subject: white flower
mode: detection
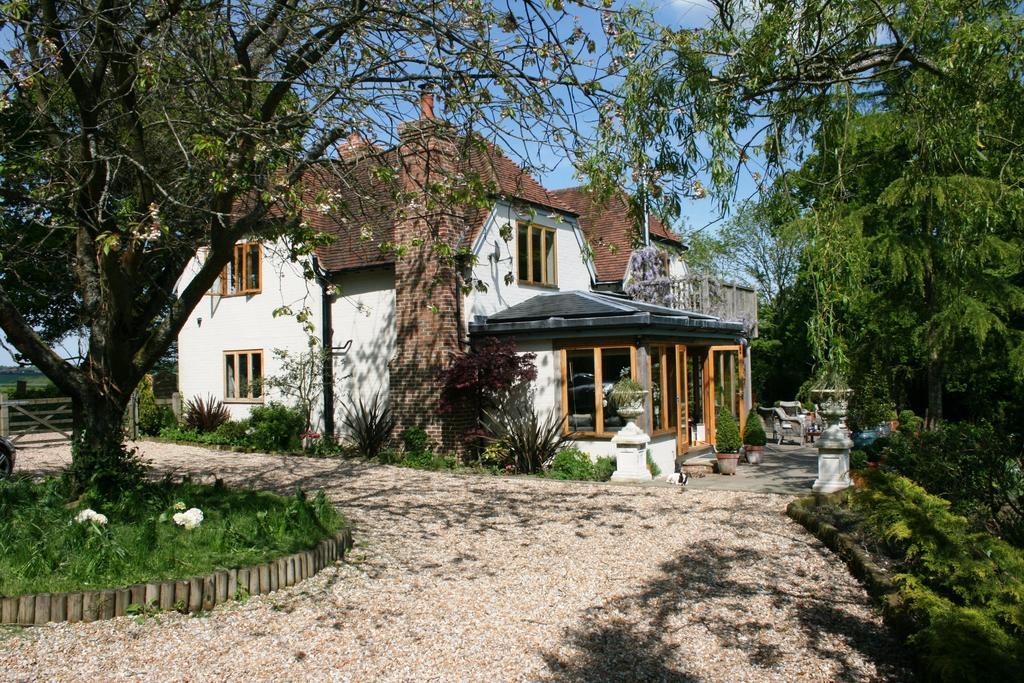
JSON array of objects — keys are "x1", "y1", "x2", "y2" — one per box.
[
  {"x1": 173, "y1": 507, "x2": 204, "y2": 530},
  {"x1": 174, "y1": 501, "x2": 186, "y2": 511},
  {"x1": 75, "y1": 509, "x2": 108, "y2": 526}
]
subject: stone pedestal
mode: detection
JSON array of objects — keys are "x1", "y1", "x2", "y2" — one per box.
[
  {"x1": 611, "y1": 422, "x2": 652, "y2": 483},
  {"x1": 813, "y1": 424, "x2": 853, "y2": 494}
]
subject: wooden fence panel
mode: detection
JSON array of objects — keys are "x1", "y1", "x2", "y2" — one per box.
[{"x1": 0, "y1": 394, "x2": 73, "y2": 445}]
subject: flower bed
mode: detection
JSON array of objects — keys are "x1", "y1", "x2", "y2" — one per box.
[{"x1": 0, "y1": 476, "x2": 349, "y2": 625}]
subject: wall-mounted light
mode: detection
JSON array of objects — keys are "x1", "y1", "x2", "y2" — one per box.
[{"x1": 197, "y1": 317, "x2": 203, "y2": 327}]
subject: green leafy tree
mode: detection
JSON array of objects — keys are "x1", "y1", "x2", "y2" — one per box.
[
  {"x1": 596, "y1": 0, "x2": 1024, "y2": 398},
  {"x1": 794, "y1": 108, "x2": 1024, "y2": 423},
  {"x1": 0, "y1": 0, "x2": 624, "y2": 491}
]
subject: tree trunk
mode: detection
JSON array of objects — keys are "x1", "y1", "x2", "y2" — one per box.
[
  {"x1": 926, "y1": 352, "x2": 943, "y2": 429},
  {"x1": 68, "y1": 388, "x2": 139, "y2": 494}
]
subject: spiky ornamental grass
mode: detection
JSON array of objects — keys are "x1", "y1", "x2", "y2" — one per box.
[{"x1": 0, "y1": 476, "x2": 344, "y2": 595}]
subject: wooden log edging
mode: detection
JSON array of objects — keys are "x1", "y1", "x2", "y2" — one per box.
[
  {"x1": 0, "y1": 528, "x2": 352, "y2": 627},
  {"x1": 785, "y1": 496, "x2": 914, "y2": 638}
]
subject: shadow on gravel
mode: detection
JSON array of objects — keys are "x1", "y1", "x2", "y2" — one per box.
[{"x1": 542, "y1": 541, "x2": 911, "y2": 682}]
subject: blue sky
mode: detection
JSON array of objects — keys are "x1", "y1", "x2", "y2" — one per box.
[{"x1": 1, "y1": 0, "x2": 745, "y2": 368}]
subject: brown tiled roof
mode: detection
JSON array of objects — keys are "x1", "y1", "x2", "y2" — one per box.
[
  {"x1": 465, "y1": 142, "x2": 574, "y2": 217},
  {"x1": 308, "y1": 138, "x2": 573, "y2": 272},
  {"x1": 549, "y1": 187, "x2": 682, "y2": 282},
  {"x1": 305, "y1": 151, "x2": 401, "y2": 272}
]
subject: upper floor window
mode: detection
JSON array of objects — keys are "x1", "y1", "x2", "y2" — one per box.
[
  {"x1": 215, "y1": 242, "x2": 261, "y2": 296},
  {"x1": 517, "y1": 223, "x2": 556, "y2": 286}
]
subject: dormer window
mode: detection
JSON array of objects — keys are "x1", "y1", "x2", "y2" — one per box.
[
  {"x1": 517, "y1": 223, "x2": 557, "y2": 286},
  {"x1": 215, "y1": 242, "x2": 261, "y2": 296}
]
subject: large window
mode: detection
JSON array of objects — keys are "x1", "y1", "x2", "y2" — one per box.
[
  {"x1": 215, "y1": 242, "x2": 261, "y2": 296},
  {"x1": 649, "y1": 345, "x2": 679, "y2": 434},
  {"x1": 517, "y1": 223, "x2": 556, "y2": 286},
  {"x1": 561, "y1": 344, "x2": 635, "y2": 435},
  {"x1": 224, "y1": 350, "x2": 263, "y2": 402}
]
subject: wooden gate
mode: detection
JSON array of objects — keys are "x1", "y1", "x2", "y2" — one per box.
[{"x1": 0, "y1": 393, "x2": 74, "y2": 446}]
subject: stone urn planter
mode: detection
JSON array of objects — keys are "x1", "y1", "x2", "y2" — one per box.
[
  {"x1": 608, "y1": 379, "x2": 652, "y2": 482},
  {"x1": 744, "y1": 445, "x2": 764, "y2": 465},
  {"x1": 811, "y1": 384, "x2": 854, "y2": 494}
]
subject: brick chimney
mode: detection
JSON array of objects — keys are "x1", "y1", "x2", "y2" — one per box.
[
  {"x1": 388, "y1": 86, "x2": 470, "y2": 453},
  {"x1": 336, "y1": 131, "x2": 375, "y2": 160}
]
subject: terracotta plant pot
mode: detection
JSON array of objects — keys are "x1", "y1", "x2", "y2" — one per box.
[
  {"x1": 745, "y1": 445, "x2": 764, "y2": 465},
  {"x1": 716, "y1": 452, "x2": 739, "y2": 475}
]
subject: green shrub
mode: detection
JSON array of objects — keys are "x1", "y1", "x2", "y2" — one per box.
[
  {"x1": 883, "y1": 422, "x2": 1023, "y2": 545},
  {"x1": 401, "y1": 451, "x2": 456, "y2": 471},
  {"x1": 898, "y1": 409, "x2": 923, "y2": 435},
  {"x1": 715, "y1": 410, "x2": 742, "y2": 453},
  {"x1": 549, "y1": 447, "x2": 595, "y2": 480},
  {"x1": 306, "y1": 437, "x2": 342, "y2": 458},
  {"x1": 646, "y1": 450, "x2": 661, "y2": 477},
  {"x1": 248, "y1": 403, "x2": 305, "y2": 452},
  {"x1": 854, "y1": 472, "x2": 1024, "y2": 680},
  {"x1": 0, "y1": 476, "x2": 344, "y2": 595},
  {"x1": 863, "y1": 435, "x2": 890, "y2": 463},
  {"x1": 159, "y1": 423, "x2": 249, "y2": 448},
  {"x1": 850, "y1": 449, "x2": 868, "y2": 470},
  {"x1": 481, "y1": 441, "x2": 513, "y2": 471},
  {"x1": 212, "y1": 420, "x2": 251, "y2": 446},
  {"x1": 160, "y1": 426, "x2": 209, "y2": 444},
  {"x1": 136, "y1": 376, "x2": 163, "y2": 436},
  {"x1": 743, "y1": 412, "x2": 768, "y2": 446},
  {"x1": 594, "y1": 456, "x2": 616, "y2": 482},
  {"x1": 400, "y1": 425, "x2": 431, "y2": 455}
]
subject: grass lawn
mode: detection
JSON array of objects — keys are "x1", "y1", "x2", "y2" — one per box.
[{"x1": 0, "y1": 476, "x2": 344, "y2": 595}]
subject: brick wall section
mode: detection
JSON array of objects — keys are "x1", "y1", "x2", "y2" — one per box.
[{"x1": 389, "y1": 119, "x2": 472, "y2": 453}]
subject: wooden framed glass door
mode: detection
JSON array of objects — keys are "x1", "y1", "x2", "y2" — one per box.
[
  {"x1": 705, "y1": 345, "x2": 746, "y2": 443},
  {"x1": 675, "y1": 345, "x2": 689, "y2": 455}
]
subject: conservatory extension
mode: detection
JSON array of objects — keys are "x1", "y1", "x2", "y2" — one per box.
[{"x1": 469, "y1": 289, "x2": 756, "y2": 475}]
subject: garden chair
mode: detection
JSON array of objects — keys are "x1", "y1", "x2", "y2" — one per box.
[{"x1": 768, "y1": 406, "x2": 805, "y2": 445}]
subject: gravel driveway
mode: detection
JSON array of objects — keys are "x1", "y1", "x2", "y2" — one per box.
[{"x1": 2, "y1": 443, "x2": 909, "y2": 682}]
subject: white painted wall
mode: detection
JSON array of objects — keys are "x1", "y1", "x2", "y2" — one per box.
[
  {"x1": 465, "y1": 201, "x2": 595, "y2": 321},
  {"x1": 667, "y1": 248, "x2": 689, "y2": 279},
  {"x1": 518, "y1": 339, "x2": 558, "y2": 418},
  {"x1": 177, "y1": 241, "x2": 322, "y2": 421},
  {"x1": 330, "y1": 269, "x2": 396, "y2": 434}
]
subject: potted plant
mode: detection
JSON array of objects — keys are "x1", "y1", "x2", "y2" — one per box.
[
  {"x1": 608, "y1": 377, "x2": 646, "y2": 422},
  {"x1": 743, "y1": 413, "x2": 767, "y2": 465},
  {"x1": 715, "y1": 409, "x2": 742, "y2": 475}
]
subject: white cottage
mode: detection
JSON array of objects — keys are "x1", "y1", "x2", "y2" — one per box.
[{"x1": 177, "y1": 94, "x2": 757, "y2": 475}]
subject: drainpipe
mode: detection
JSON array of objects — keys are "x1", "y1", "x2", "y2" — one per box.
[
  {"x1": 312, "y1": 256, "x2": 335, "y2": 438},
  {"x1": 454, "y1": 253, "x2": 470, "y2": 352},
  {"x1": 642, "y1": 188, "x2": 651, "y2": 248}
]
